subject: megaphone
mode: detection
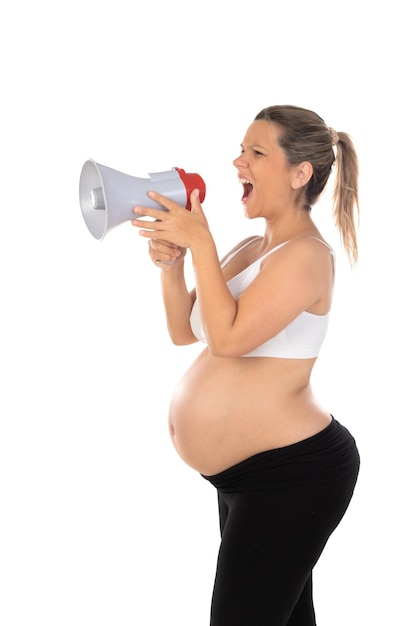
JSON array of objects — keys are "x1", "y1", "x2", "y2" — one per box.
[{"x1": 79, "y1": 159, "x2": 206, "y2": 240}]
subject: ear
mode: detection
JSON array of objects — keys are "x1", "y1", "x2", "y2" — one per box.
[{"x1": 291, "y1": 161, "x2": 313, "y2": 190}]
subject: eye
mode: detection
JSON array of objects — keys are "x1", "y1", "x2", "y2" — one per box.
[{"x1": 253, "y1": 149, "x2": 264, "y2": 156}]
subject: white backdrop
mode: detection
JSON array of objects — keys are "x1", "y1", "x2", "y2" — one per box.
[{"x1": 1, "y1": 1, "x2": 414, "y2": 624}]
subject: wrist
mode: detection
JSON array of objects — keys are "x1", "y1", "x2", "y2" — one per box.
[{"x1": 190, "y1": 234, "x2": 217, "y2": 265}]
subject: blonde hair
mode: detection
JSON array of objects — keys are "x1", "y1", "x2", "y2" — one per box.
[{"x1": 255, "y1": 105, "x2": 360, "y2": 265}]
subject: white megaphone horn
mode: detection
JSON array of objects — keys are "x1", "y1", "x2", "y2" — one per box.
[{"x1": 79, "y1": 159, "x2": 206, "y2": 240}]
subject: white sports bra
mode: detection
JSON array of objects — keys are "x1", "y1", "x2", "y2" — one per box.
[{"x1": 189, "y1": 237, "x2": 334, "y2": 359}]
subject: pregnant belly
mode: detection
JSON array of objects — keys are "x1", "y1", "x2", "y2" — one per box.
[{"x1": 168, "y1": 349, "x2": 328, "y2": 475}]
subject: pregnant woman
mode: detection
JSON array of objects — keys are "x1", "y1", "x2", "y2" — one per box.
[{"x1": 132, "y1": 104, "x2": 360, "y2": 626}]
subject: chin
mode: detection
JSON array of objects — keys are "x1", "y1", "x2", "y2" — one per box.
[{"x1": 243, "y1": 204, "x2": 259, "y2": 220}]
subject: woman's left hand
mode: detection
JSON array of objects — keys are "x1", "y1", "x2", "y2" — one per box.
[{"x1": 132, "y1": 188, "x2": 209, "y2": 250}]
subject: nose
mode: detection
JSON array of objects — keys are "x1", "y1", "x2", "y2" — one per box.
[{"x1": 233, "y1": 153, "x2": 247, "y2": 169}]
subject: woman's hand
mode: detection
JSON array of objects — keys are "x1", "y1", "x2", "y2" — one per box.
[
  {"x1": 147, "y1": 238, "x2": 186, "y2": 270},
  {"x1": 131, "y1": 188, "x2": 210, "y2": 252}
]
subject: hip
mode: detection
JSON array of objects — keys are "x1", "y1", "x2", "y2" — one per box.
[{"x1": 202, "y1": 417, "x2": 360, "y2": 493}]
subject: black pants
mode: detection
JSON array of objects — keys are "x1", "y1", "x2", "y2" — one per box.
[{"x1": 202, "y1": 418, "x2": 360, "y2": 626}]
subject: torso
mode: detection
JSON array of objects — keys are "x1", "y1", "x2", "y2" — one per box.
[{"x1": 168, "y1": 236, "x2": 333, "y2": 476}]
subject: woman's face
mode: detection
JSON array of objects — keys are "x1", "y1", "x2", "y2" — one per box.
[{"x1": 233, "y1": 120, "x2": 299, "y2": 219}]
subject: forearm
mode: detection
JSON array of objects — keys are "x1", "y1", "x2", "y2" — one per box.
[
  {"x1": 132, "y1": 190, "x2": 237, "y2": 349},
  {"x1": 191, "y1": 239, "x2": 238, "y2": 355},
  {"x1": 160, "y1": 261, "x2": 197, "y2": 345}
]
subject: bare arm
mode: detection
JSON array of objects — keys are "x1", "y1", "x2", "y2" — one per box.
[
  {"x1": 133, "y1": 234, "x2": 198, "y2": 345},
  {"x1": 133, "y1": 191, "x2": 332, "y2": 357},
  {"x1": 132, "y1": 191, "x2": 239, "y2": 352},
  {"x1": 191, "y1": 237, "x2": 333, "y2": 356},
  {"x1": 159, "y1": 258, "x2": 197, "y2": 345}
]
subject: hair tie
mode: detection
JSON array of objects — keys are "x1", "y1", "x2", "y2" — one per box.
[{"x1": 329, "y1": 127, "x2": 339, "y2": 146}]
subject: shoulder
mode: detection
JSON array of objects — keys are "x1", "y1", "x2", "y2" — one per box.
[
  {"x1": 265, "y1": 236, "x2": 332, "y2": 263},
  {"x1": 260, "y1": 236, "x2": 334, "y2": 282}
]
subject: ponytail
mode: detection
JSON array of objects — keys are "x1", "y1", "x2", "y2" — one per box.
[{"x1": 332, "y1": 132, "x2": 360, "y2": 266}]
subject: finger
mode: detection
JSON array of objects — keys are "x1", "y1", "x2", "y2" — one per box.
[
  {"x1": 132, "y1": 205, "x2": 168, "y2": 220},
  {"x1": 149, "y1": 241, "x2": 180, "y2": 261},
  {"x1": 147, "y1": 191, "x2": 186, "y2": 212},
  {"x1": 153, "y1": 258, "x2": 179, "y2": 271},
  {"x1": 154, "y1": 257, "x2": 175, "y2": 266},
  {"x1": 189, "y1": 188, "x2": 202, "y2": 213},
  {"x1": 151, "y1": 241, "x2": 180, "y2": 266},
  {"x1": 150, "y1": 239, "x2": 180, "y2": 255},
  {"x1": 138, "y1": 227, "x2": 166, "y2": 241},
  {"x1": 131, "y1": 217, "x2": 164, "y2": 233}
]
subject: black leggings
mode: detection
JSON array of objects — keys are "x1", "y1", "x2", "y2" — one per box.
[{"x1": 202, "y1": 418, "x2": 360, "y2": 626}]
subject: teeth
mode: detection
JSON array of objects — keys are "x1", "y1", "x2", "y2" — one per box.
[{"x1": 239, "y1": 177, "x2": 251, "y2": 184}]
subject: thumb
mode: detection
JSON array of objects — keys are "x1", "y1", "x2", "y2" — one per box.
[{"x1": 189, "y1": 188, "x2": 203, "y2": 213}]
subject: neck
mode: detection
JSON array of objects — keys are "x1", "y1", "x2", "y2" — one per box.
[{"x1": 261, "y1": 210, "x2": 319, "y2": 251}]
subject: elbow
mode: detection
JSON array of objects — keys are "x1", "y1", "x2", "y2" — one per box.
[
  {"x1": 208, "y1": 340, "x2": 243, "y2": 358},
  {"x1": 169, "y1": 329, "x2": 198, "y2": 347},
  {"x1": 171, "y1": 337, "x2": 197, "y2": 347}
]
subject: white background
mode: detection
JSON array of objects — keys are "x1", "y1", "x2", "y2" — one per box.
[{"x1": 1, "y1": 1, "x2": 414, "y2": 624}]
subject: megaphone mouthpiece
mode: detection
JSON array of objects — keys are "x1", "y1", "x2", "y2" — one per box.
[
  {"x1": 79, "y1": 159, "x2": 206, "y2": 240},
  {"x1": 175, "y1": 168, "x2": 206, "y2": 210}
]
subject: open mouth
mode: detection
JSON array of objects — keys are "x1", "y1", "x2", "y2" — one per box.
[{"x1": 240, "y1": 177, "x2": 253, "y2": 200}]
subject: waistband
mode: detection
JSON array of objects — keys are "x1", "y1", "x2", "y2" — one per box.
[{"x1": 201, "y1": 418, "x2": 360, "y2": 493}]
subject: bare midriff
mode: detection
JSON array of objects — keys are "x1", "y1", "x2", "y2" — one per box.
[{"x1": 168, "y1": 347, "x2": 332, "y2": 476}]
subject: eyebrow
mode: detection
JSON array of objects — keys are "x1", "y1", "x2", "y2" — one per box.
[{"x1": 241, "y1": 143, "x2": 267, "y2": 150}]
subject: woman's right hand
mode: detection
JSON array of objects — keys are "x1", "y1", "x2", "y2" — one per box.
[{"x1": 148, "y1": 239, "x2": 186, "y2": 270}]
